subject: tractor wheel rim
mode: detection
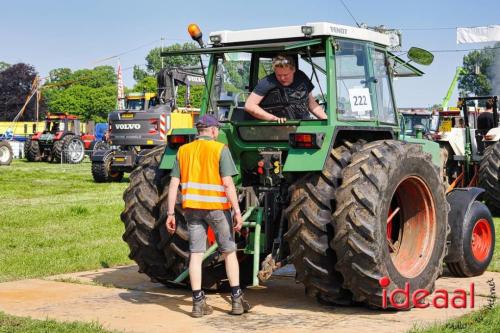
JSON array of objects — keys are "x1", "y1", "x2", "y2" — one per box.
[
  {"x1": 68, "y1": 140, "x2": 84, "y2": 162},
  {"x1": 0, "y1": 146, "x2": 9, "y2": 163},
  {"x1": 387, "y1": 176, "x2": 436, "y2": 278},
  {"x1": 471, "y1": 219, "x2": 492, "y2": 262}
]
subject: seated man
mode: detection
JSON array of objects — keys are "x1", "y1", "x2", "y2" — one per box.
[{"x1": 244, "y1": 54, "x2": 327, "y2": 123}]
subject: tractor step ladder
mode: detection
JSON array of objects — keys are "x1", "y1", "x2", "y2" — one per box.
[{"x1": 173, "y1": 206, "x2": 263, "y2": 287}]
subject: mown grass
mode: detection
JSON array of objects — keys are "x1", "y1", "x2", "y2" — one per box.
[
  {"x1": 490, "y1": 217, "x2": 500, "y2": 272},
  {"x1": 408, "y1": 305, "x2": 500, "y2": 333},
  {"x1": 0, "y1": 160, "x2": 132, "y2": 282},
  {"x1": 0, "y1": 311, "x2": 119, "y2": 333}
]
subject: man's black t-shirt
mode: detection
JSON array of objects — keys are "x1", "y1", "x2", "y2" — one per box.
[
  {"x1": 253, "y1": 70, "x2": 314, "y2": 119},
  {"x1": 477, "y1": 111, "x2": 494, "y2": 134}
]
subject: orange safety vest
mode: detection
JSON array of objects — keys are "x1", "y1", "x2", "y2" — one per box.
[{"x1": 178, "y1": 139, "x2": 231, "y2": 210}]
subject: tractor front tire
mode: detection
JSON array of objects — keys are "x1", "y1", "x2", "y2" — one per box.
[
  {"x1": 446, "y1": 201, "x2": 495, "y2": 277},
  {"x1": 332, "y1": 140, "x2": 448, "y2": 308},
  {"x1": 25, "y1": 139, "x2": 41, "y2": 162},
  {"x1": 286, "y1": 140, "x2": 364, "y2": 305},
  {"x1": 0, "y1": 141, "x2": 13, "y2": 166},
  {"x1": 479, "y1": 141, "x2": 500, "y2": 215}
]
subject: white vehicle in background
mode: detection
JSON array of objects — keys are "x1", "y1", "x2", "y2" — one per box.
[
  {"x1": 432, "y1": 96, "x2": 500, "y2": 214},
  {"x1": 0, "y1": 140, "x2": 13, "y2": 166}
]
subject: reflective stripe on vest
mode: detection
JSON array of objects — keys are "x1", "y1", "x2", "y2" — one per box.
[{"x1": 178, "y1": 140, "x2": 231, "y2": 210}]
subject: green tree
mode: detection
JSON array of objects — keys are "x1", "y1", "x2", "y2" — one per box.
[
  {"x1": 132, "y1": 76, "x2": 157, "y2": 93},
  {"x1": 458, "y1": 42, "x2": 500, "y2": 96},
  {"x1": 133, "y1": 65, "x2": 148, "y2": 82},
  {"x1": 177, "y1": 85, "x2": 204, "y2": 108},
  {"x1": 48, "y1": 68, "x2": 72, "y2": 86},
  {"x1": 0, "y1": 61, "x2": 10, "y2": 72},
  {"x1": 133, "y1": 43, "x2": 199, "y2": 81},
  {"x1": 43, "y1": 66, "x2": 117, "y2": 121}
]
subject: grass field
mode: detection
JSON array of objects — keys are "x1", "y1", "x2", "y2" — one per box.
[
  {"x1": 0, "y1": 160, "x2": 132, "y2": 282},
  {"x1": 0, "y1": 311, "x2": 118, "y2": 333}
]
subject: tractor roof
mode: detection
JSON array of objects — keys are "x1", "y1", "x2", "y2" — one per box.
[{"x1": 209, "y1": 22, "x2": 400, "y2": 47}]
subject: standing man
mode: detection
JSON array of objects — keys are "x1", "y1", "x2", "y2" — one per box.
[
  {"x1": 245, "y1": 54, "x2": 327, "y2": 123},
  {"x1": 166, "y1": 114, "x2": 250, "y2": 318}
]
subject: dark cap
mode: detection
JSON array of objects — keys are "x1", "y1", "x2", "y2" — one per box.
[{"x1": 195, "y1": 114, "x2": 220, "y2": 128}]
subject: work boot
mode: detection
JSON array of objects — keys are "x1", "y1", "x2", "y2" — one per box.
[
  {"x1": 191, "y1": 296, "x2": 213, "y2": 318},
  {"x1": 230, "y1": 293, "x2": 250, "y2": 315}
]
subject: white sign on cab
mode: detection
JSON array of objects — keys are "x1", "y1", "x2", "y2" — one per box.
[{"x1": 348, "y1": 88, "x2": 372, "y2": 118}]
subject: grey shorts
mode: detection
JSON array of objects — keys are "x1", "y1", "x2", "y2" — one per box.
[{"x1": 185, "y1": 209, "x2": 237, "y2": 253}]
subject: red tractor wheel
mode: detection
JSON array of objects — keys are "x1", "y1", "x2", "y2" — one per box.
[{"x1": 446, "y1": 201, "x2": 495, "y2": 277}]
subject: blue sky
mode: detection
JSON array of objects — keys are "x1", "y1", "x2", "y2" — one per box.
[{"x1": 1, "y1": 0, "x2": 498, "y2": 107}]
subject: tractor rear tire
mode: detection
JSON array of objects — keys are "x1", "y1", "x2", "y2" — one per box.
[
  {"x1": 479, "y1": 141, "x2": 500, "y2": 215},
  {"x1": 286, "y1": 140, "x2": 365, "y2": 305},
  {"x1": 25, "y1": 139, "x2": 41, "y2": 162},
  {"x1": 0, "y1": 141, "x2": 13, "y2": 166},
  {"x1": 121, "y1": 145, "x2": 251, "y2": 289},
  {"x1": 92, "y1": 153, "x2": 124, "y2": 183},
  {"x1": 446, "y1": 201, "x2": 495, "y2": 277},
  {"x1": 332, "y1": 140, "x2": 448, "y2": 308}
]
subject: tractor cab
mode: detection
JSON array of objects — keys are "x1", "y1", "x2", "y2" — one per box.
[
  {"x1": 41, "y1": 113, "x2": 81, "y2": 138},
  {"x1": 399, "y1": 109, "x2": 433, "y2": 138},
  {"x1": 161, "y1": 22, "x2": 428, "y2": 185}
]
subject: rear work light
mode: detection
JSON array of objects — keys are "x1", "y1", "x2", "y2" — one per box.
[
  {"x1": 289, "y1": 133, "x2": 325, "y2": 149},
  {"x1": 167, "y1": 134, "x2": 195, "y2": 149}
]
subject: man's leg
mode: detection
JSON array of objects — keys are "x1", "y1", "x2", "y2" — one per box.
[
  {"x1": 186, "y1": 209, "x2": 213, "y2": 318},
  {"x1": 223, "y1": 251, "x2": 240, "y2": 287},
  {"x1": 189, "y1": 252, "x2": 204, "y2": 291},
  {"x1": 208, "y1": 210, "x2": 250, "y2": 315}
]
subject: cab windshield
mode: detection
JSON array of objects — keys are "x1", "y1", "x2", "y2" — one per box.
[
  {"x1": 208, "y1": 48, "x2": 327, "y2": 122},
  {"x1": 126, "y1": 99, "x2": 145, "y2": 110}
]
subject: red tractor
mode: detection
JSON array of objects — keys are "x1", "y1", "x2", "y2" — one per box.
[{"x1": 24, "y1": 113, "x2": 86, "y2": 164}]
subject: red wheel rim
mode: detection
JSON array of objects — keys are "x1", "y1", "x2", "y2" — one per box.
[
  {"x1": 471, "y1": 219, "x2": 492, "y2": 262},
  {"x1": 387, "y1": 176, "x2": 436, "y2": 278}
]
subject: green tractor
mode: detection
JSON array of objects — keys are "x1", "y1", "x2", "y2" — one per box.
[{"x1": 121, "y1": 23, "x2": 494, "y2": 308}]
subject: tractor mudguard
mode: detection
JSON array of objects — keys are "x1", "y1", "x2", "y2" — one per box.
[
  {"x1": 446, "y1": 187, "x2": 485, "y2": 262},
  {"x1": 91, "y1": 148, "x2": 113, "y2": 162}
]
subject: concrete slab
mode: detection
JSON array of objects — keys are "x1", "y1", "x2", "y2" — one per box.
[{"x1": 0, "y1": 265, "x2": 497, "y2": 333}]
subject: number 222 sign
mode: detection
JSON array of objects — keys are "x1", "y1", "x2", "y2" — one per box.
[{"x1": 348, "y1": 88, "x2": 372, "y2": 113}]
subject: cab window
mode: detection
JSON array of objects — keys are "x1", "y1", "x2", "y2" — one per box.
[{"x1": 336, "y1": 40, "x2": 374, "y2": 121}]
